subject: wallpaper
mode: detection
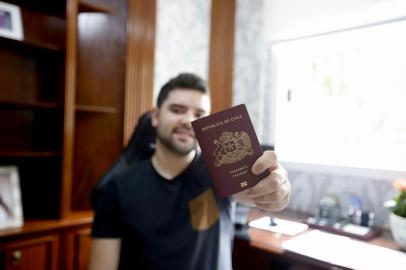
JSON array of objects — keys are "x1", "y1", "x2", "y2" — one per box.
[
  {"x1": 153, "y1": 0, "x2": 211, "y2": 104},
  {"x1": 233, "y1": 0, "x2": 268, "y2": 141},
  {"x1": 286, "y1": 169, "x2": 395, "y2": 226}
]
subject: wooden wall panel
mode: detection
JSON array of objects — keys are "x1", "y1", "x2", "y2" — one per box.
[
  {"x1": 208, "y1": 0, "x2": 236, "y2": 113},
  {"x1": 64, "y1": 227, "x2": 92, "y2": 270},
  {"x1": 72, "y1": 112, "x2": 121, "y2": 210},
  {"x1": 123, "y1": 0, "x2": 156, "y2": 145},
  {"x1": 75, "y1": 3, "x2": 126, "y2": 109}
]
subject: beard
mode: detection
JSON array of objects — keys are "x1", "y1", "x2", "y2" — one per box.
[{"x1": 156, "y1": 125, "x2": 197, "y2": 156}]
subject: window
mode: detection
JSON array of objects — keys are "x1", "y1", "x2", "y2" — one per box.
[{"x1": 273, "y1": 20, "x2": 406, "y2": 173}]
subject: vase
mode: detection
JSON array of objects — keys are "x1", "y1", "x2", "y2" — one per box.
[{"x1": 389, "y1": 212, "x2": 406, "y2": 250}]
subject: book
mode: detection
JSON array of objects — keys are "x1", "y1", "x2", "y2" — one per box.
[{"x1": 191, "y1": 104, "x2": 268, "y2": 197}]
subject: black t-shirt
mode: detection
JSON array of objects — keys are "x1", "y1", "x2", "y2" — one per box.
[{"x1": 92, "y1": 155, "x2": 236, "y2": 270}]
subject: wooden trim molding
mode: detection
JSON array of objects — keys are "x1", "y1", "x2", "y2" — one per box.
[
  {"x1": 61, "y1": 0, "x2": 79, "y2": 218},
  {"x1": 124, "y1": 0, "x2": 156, "y2": 145},
  {"x1": 208, "y1": 0, "x2": 236, "y2": 113},
  {"x1": 65, "y1": 227, "x2": 92, "y2": 270}
]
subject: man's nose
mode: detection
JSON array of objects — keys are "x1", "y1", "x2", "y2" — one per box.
[{"x1": 180, "y1": 112, "x2": 196, "y2": 124}]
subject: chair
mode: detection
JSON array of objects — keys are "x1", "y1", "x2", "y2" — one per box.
[{"x1": 91, "y1": 111, "x2": 156, "y2": 208}]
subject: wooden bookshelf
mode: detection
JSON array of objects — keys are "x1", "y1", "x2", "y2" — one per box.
[
  {"x1": 0, "y1": 0, "x2": 154, "y2": 269},
  {"x1": 0, "y1": 151, "x2": 59, "y2": 158},
  {"x1": 6, "y1": 0, "x2": 66, "y2": 18},
  {"x1": 0, "y1": 36, "x2": 63, "y2": 52},
  {"x1": 0, "y1": 99, "x2": 62, "y2": 110},
  {"x1": 75, "y1": 104, "x2": 118, "y2": 113},
  {"x1": 79, "y1": 0, "x2": 111, "y2": 13}
]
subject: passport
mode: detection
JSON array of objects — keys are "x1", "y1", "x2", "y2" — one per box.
[{"x1": 191, "y1": 104, "x2": 269, "y2": 198}]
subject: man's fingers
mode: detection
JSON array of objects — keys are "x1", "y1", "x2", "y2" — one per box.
[
  {"x1": 251, "y1": 150, "x2": 278, "y2": 175},
  {"x1": 249, "y1": 182, "x2": 290, "y2": 204},
  {"x1": 247, "y1": 168, "x2": 286, "y2": 197},
  {"x1": 254, "y1": 192, "x2": 289, "y2": 212},
  {"x1": 245, "y1": 163, "x2": 290, "y2": 212}
]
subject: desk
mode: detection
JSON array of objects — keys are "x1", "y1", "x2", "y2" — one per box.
[{"x1": 232, "y1": 209, "x2": 405, "y2": 270}]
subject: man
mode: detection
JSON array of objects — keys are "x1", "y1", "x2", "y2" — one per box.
[{"x1": 89, "y1": 73, "x2": 290, "y2": 270}]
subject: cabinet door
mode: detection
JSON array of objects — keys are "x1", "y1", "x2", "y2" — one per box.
[
  {"x1": 4, "y1": 235, "x2": 59, "y2": 270},
  {"x1": 233, "y1": 237, "x2": 273, "y2": 270},
  {"x1": 65, "y1": 227, "x2": 92, "y2": 270}
]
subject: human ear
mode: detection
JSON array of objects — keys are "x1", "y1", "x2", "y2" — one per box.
[{"x1": 151, "y1": 108, "x2": 159, "y2": 128}]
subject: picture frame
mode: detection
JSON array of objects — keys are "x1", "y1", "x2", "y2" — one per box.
[
  {"x1": 0, "y1": 166, "x2": 23, "y2": 230},
  {"x1": 0, "y1": 1, "x2": 23, "y2": 41}
]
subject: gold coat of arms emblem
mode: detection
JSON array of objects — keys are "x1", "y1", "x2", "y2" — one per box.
[{"x1": 213, "y1": 131, "x2": 255, "y2": 167}]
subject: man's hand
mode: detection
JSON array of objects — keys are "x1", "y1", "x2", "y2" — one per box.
[{"x1": 233, "y1": 151, "x2": 290, "y2": 211}]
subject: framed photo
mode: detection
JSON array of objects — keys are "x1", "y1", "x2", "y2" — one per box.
[
  {"x1": 0, "y1": 1, "x2": 23, "y2": 41},
  {"x1": 0, "y1": 166, "x2": 23, "y2": 230}
]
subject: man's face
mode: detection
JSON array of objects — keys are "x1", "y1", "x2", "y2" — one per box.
[{"x1": 152, "y1": 88, "x2": 211, "y2": 156}]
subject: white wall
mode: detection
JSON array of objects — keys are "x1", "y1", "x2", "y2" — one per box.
[
  {"x1": 153, "y1": 0, "x2": 211, "y2": 104},
  {"x1": 265, "y1": 0, "x2": 406, "y2": 42},
  {"x1": 233, "y1": 0, "x2": 270, "y2": 142}
]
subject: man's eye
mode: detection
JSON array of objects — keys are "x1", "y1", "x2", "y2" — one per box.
[
  {"x1": 195, "y1": 113, "x2": 204, "y2": 118},
  {"x1": 171, "y1": 107, "x2": 183, "y2": 114}
]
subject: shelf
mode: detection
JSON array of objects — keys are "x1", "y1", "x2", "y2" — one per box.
[
  {"x1": 79, "y1": 0, "x2": 112, "y2": 13},
  {"x1": 0, "y1": 99, "x2": 62, "y2": 110},
  {"x1": 0, "y1": 35, "x2": 64, "y2": 52},
  {"x1": 0, "y1": 151, "x2": 60, "y2": 158},
  {"x1": 75, "y1": 104, "x2": 118, "y2": 114},
  {"x1": 0, "y1": 211, "x2": 93, "y2": 238},
  {"x1": 6, "y1": 0, "x2": 66, "y2": 18}
]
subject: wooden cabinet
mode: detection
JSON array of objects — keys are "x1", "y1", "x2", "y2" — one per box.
[
  {"x1": 0, "y1": 1, "x2": 120, "y2": 216},
  {"x1": 0, "y1": 0, "x2": 157, "y2": 221},
  {"x1": 0, "y1": 0, "x2": 66, "y2": 220},
  {"x1": 232, "y1": 237, "x2": 273, "y2": 270},
  {"x1": 0, "y1": 0, "x2": 153, "y2": 269},
  {"x1": 0, "y1": 215, "x2": 93, "y2": 270},
  {"x1": 64, "y1": 227, "x2": 92, "y2": 270},
  {"x1": 233, "y1": 235, "x2": 329, "y2": 270},
  {"x1": 0, "y1": 0, "x2": 128, "y2": 219},
  {"x1": 66, "y1": 0, "x2": 128, "y2": 213},
  {"x1": 3, "y1": 235, "x2": 59, "y2": 270}
]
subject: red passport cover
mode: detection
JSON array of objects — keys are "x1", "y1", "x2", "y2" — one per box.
[{"x1": 191, "y1": 104, "x2": 268, "y2": 198}]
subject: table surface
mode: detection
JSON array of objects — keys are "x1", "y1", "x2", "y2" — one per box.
[{"x1": 235, "y1": 209, "x2": 405, "y2": 270}]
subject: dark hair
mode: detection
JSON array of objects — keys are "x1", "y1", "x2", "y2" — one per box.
[{"x1": 157, "y1": 73, "x2": 209, "y2": 108}]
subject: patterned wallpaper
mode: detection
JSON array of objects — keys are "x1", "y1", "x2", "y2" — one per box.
[
  {"x1": 154, "y1": 0, "x2": 396, "y2": 227},
  {"x1": 286, "y1": 169, "x2": 395, "y2": 226},
  {"x1": 233, "y1": 0, "x2": 268, "y2": 141},
  {"x1": 153, "y1": 0, "x2": 211, "y2": 104}
]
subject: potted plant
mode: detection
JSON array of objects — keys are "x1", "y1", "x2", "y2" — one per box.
[{"x1": 385, "y1": 178, "x2": 406, "y2": 250}]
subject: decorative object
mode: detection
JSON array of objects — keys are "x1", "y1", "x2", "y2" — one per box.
[
  {"x1": 0, "y1": 166, "x2": 23, "y2": 230},
  {"x1": 0, "y1": 1, "x2": 23, "y2": 40},
  {"x1": 389, "y1": 212, "x2": 406, "y2": 250},
  {"x1": 385, "y1": 178, "x2": 406, "y2": 250}
]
